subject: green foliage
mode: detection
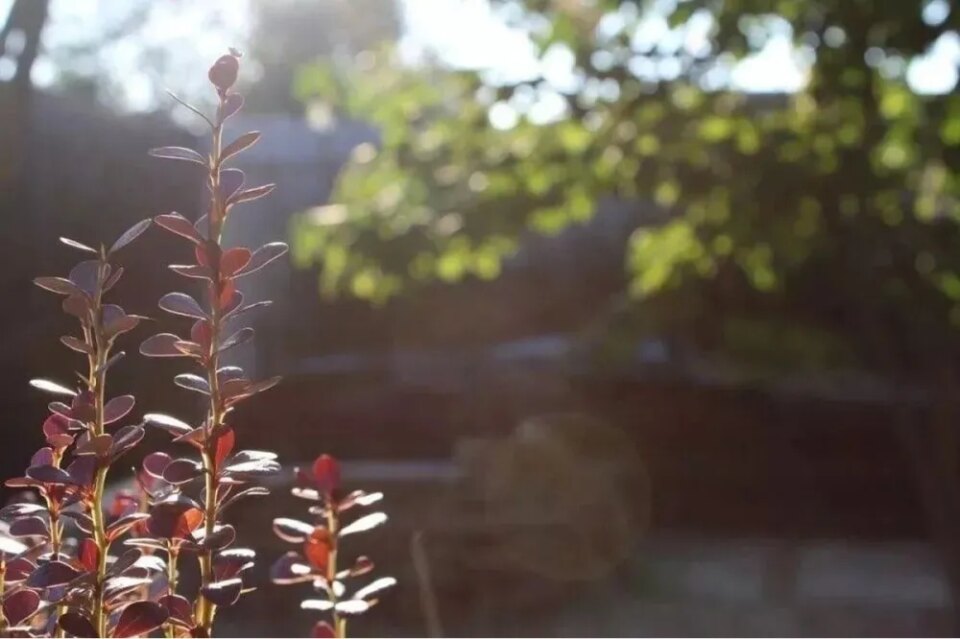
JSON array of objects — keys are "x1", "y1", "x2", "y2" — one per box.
[{"x1": 291, "y1": 0, "x2": 960, "y2": 373}]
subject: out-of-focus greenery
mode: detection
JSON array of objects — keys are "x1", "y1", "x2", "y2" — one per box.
[{"x1": 291, "y1": 0, "x2": 960, "y2": 375}]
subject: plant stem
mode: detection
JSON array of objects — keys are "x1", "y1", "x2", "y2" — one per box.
[
  {"x1": 325, "y1": 505, "x2": 344, "y2": 638},
  {"x1": 0, "y1": 562, "x2": 7, "y2": 633},
  {"x1": 165, "y1": 545, "x2": 180, "y2": 639},
  {"x1": 89, "y1": 260, "x2": 111, "y2": 638},
  {"x1": 195, "y1": 117, "x2": 224, "y2": 637}
]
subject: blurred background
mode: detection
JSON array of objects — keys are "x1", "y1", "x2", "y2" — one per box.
[{"x1": 2, "y1": 0, "x2": 960, "y2": 635}]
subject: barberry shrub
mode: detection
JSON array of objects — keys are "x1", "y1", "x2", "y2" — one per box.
[
  {"x1": 0, "y1": 51, "x2": 394, "y2": 638},
  {"x1": 271, "y1": 455, "x2": 395, "y2": 638}
]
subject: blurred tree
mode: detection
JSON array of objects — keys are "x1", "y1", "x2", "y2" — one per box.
[
  {"x1": 293, "y1": 0, "x2": 960, "y2": 376},
  {"x1": 291, "y1": 0, "x2": 960, "y2": 620}
]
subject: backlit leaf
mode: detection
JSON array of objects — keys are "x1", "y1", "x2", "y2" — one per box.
[
  {"x1": 339, "y1": 512, "x2": 388, "y2": 538},
  {"x1": 110, "y1": 219, "x2": 152, "y2": 253},
  {"x1": 59, "y1": 237, "x2": 97, "y2": 254},
  {"x1": 155, "y1": 213, "x2": 203, "y2": 244},
  {"x1": 148, "y1": 146, "x2": 206, "y2": 165},
  {"x1": 200, "y1": 578, "x2": 243, "y2": 607},
  {"x1": 159, "y1": 292, "x2": 207, "y2": 319},
  {"x1": 34, "y1": 277, "x2": 83, "y2": 296},
  {"x1": 140, "y1": 333, "x2": 190, "y2": 357},
  {"x1": 221, "y1": 131, "x2": 261, "y2": 162},
  {"x1": 236, "y1": 242, "x2": 288, "y2": 277},
  {"x1": 272, "y1": 518, "x2": 314, "y2": 543},
  {"x1": 104, "y1": 395, "x2": 136, "y2": 424},
  {"x1": 29, "y1": 379, "x2": 76, "y2": 397}
]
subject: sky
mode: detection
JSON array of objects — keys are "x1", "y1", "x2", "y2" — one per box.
[{"x1": 0, "y1": 0, "x2": 957, "y2": 111}]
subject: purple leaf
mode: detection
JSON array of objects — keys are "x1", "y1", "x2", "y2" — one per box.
[
  {"x1": 26, "y1": 560, "x2": 81, "y2": 588},
  {"x1": 110, "y1": 219, "x2": 152, "y2": 253},
  {"x1": 219, "y1": 168, "x2": 245, "y2": 201},
  {"x1": 236, "y1": 242, "x2": 288, "y2": 277},
  {"x1": 148, "y1": 146, "x2": 206, "y2": 165},
  {"x1": 192, "y1": 524, "x2": 236, "y2": 551},
  {"x1": 0, "y1": 502, "x2": 46, "y2": 519},
  {"x1": 169, "y1": 264, "x2": 211, "y2": 280},
  {"x1": 219, "y1": 486, "x2": 269, "y2": 513},
  {"x1": 25, "y1": 465, "x2": 76, "y2": 486},
  {"x1": 143, "y1": 451, "x2": 172, "y2": 478},
  {"x1": 103, "y1": 265, "x2": 125, "y2": 291},
  {"x1": 9, "y1": 516, "x2": 49, "y2": 538},
  {"x1": 229, "y1": 183, "x2": 276, "y2": 206},
  {"x1": 73, "y1": 433, "x2": 113, "y2": 458},
  {"x1": 159, "y1": 292, "x2": 207, "y2": 320},
  {"x1": 67, "y1": 455, "x2": 97, "y2": 487},
  {"x1": 162, "y1": 459, "x2": 202, "y2": 485},
  {"x1": 222, "y1": 458, "x2": 280, "y2": 480},
  {"x1": 62, "y1": 294, "x2": 91, "y2": 320},
  {"x1": 29, "y1": 447, "x2": 54, "y2": 467},
  {"x1": 223, "y1": 300, "x2": 272, "y2": 322},
  {"x1": 154, "y1": 213, "x2": 203, "y2": 244},
  {"x1": 174, "y1": 373, "x2": 210, "y2": 395},
  {"x1": 60, "y1": 335, "x2": 92, "y2": 354},
  {"x1": 219, "y1": 93, "x2": 244, "y2": 122},
  {"x1": 143, "y1": 413, "x2": 192, "y2": 436},
  {"x1": 34, "y1": 276, "x2": 83, "y2": 296},
  {"x1": 159, "y1": 594, "x2": 194, "y2": 627},
  {"x1": 113, "y1": 601, "x2": 168, "y2": 638},
  {"x1": 69, "y1": 260, "x2": 101, "y2": 295},
  {"x1": 221, "y1": 131, "x2": 260, "y2": 162},
  {"x1": 219, "y1": 327, "x2": 254, "y2": 352},
  {"x1": 140, "y1": 333, "x2": 190, "y2": 358},
  {"x1": 109, "y1": 425, "x2": 145, "y2": 459},
  {"x1": 200, "y1": 578, "x2": 243, "y2": 607},
  {"x1": 104, "y1": 395, "x2": 135, "y2": 424}
]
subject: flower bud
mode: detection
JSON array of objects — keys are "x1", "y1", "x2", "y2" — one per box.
[{"x1": 208, "y1": 53, "x2": 240, "y2": 95}]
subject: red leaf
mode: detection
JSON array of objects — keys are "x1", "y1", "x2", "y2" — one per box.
[
  {"x1": 303, "y1": 528, "x2": 333, "y2": 573},
  {"x1": 219, "y1": 168, "x2": 245, "y2": 202},
  {"x1": 312, "y1": 455, "x2": 341, "y2": 494},
  {"x1": 58, "y1": 611, "x2": 96, "y2": 638},
  {"x1": 191, "y1": 320, "x2": 213, "y2": 352},
  {"x1": 312, "y1": 621, "x2": 336, "y2": 638},
  {"x1": 78, "y1": 537, "x2": 99, "y2": 572},
  {"x1": 2, "y1": 589, "x2": 39, "y2": 626},
  {"x1": 174, "y1": 507, "x2": 204, "y2": 539},
  {"x1": 218, "y1": 278, "x2": 237, "y2": 311},
  {"x1": 113, "y1": 601, "x2": 168, "y2": 638},
  {"x1": 220, "y1": 247, "x2": 251, "y2": 277},
  {"x1": 214, "y1": 427, "x2": 236, "y2": 469}
]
